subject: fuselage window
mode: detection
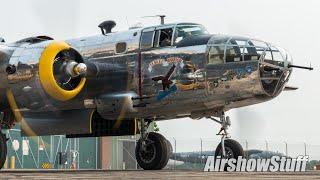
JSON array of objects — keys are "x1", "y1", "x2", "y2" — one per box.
[
  {"x1": 248, "y1": 40, "x2": 268, "y2": 61},
  {"x1": 208, "y1": 46, "x2": 224, "y2": 64},
  {"x1": 140, "y1": 31, "x2": 154, "y2": 49},
  {"x1": 115, "y1": 42, "x2": 127, "y2": 54},
  {"x1": 225, "y1": 40, "x2": 242, "y2": 63}
]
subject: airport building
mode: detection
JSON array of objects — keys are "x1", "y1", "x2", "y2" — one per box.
[{"x1": 1, "y1": 124, "x2": 140, "y2": 170}]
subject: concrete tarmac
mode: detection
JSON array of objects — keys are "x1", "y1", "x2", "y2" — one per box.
[{"x1": 1, "y1": 170, "x2": 320, "y2": 179}]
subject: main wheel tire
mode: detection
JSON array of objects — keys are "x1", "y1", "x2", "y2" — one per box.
[
  {"x1": 215, "y1": 139, "x2": 244, "y2": 171},
  {"x1": 0, "y1": 133, "x2": 7, "y2": 170},
  {"x1": 135, "y1": 132, "x2": 170, "y2": 170}
]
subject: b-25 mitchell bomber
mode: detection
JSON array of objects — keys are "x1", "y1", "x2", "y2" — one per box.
[{"x1": 0, "y1": 20, "x2": 312, "y2": 170}]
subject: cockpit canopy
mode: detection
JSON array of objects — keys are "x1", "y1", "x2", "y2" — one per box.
[
  {"x1": 173, "y1": 24, "x2": 208, "y2": 45},
  {"x1": 140, "y1": 23, "x2": 208, "y2": 49},
  {"x1": 207, "y1": 35, "x2": 292, "y2": 64}
]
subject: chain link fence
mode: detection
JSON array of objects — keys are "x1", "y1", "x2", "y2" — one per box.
[
  {"x1": 165, "y1": 137, "x2": 320, "y2": 170},
  {"x1": 3, "y1": 128, "x2": 100, "y2": 169},
  {"x1": 2, "y1": 127, "x2": 320, "y2": 170},
  {"x1": 103, "y1": 136, "x2": 320, "y2": 171}
]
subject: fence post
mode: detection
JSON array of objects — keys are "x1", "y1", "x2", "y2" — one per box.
[
  {"x1": 135, "y1": 135, "x2": 137, "y2": 170},
  {"x1": 22, "y1": 137, "x2": 24, "y2": 168},
  {"x1": 173, "y1": 137, "x2": 176, "y2": 169},
  {"x1": 50, "y1": 135, "x2": 54, "y2": 168},
  {"x1": 245, "y1": 140, "x2": 248, "y2": 159},
  {"x1": 200, "y1": 138, "x2": 203, "y2": 165},
  {"x1": 95, "y1": 137, "x2": 98, "y2": 169},
  {"x1": 60, "y1": 136, "x2": 63, "y2": 169},
  {"x1": 284, "y1": 141, "x2": 288, "y2": 157},
  {"x1": 265, "y1": 140, "x2": 268, "y2": 151},
  {"x1": 38, "y1": 136, "x2": 40, "y2": 169}
]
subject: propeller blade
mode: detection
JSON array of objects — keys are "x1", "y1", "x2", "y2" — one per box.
[{"x1": 6, "y1": 89, "x2": 37, "y2": 137}]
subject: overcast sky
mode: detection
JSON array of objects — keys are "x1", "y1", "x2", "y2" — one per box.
[{"x1": 0, "y1": 0, "x2": 319, "y2": 149}]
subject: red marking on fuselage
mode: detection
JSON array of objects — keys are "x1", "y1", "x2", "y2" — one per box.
[{"x1": 138, "y1": 52, "x2": 142, "y2": 98}]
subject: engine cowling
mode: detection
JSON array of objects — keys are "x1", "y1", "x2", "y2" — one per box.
[
  {"x1": 6, "y1": 41, "x2": 87, "y2": 111},
  {"x1": 38, "y1": 41, "x2": 86, "y2": 101}
]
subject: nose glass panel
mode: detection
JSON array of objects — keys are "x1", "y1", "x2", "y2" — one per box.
[
  {"x1": 259, "y1": 45, "x2": 292, "y2": 96},
  {"x1": 207, "y1": 35, "x2": 292, "y2": 96},
  {"x1": 207, "y1": 35, "x2": 289, "y2": 64}
]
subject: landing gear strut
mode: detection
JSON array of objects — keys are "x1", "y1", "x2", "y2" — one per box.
[
  {"x1": 135, "y1": 119, "x2": 170, "y2": 170},
  {"x1": 0, "y1": 132, "x2": 7, "y2": 170},
  {"x1": 210, "y1": 113, "x2": 244, "y2": 160}
]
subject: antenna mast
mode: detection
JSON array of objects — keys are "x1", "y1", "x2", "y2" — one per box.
[
  {"x1": 159, "y1": 15, "x2": 165, "y2": 25},
  {"x1": 141, "y1": 15, "x2": 166, "y2": 25}
]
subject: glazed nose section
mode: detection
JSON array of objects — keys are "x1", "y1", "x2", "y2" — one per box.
[
  {"x1": 205, "y1": 35, "x2": 293, "y2": 97},
  {"x1": 260, "y1": 46, "x2": 292, "y2": 70},
  {"x1": 259, "y1": 46, "x2": 292, "y2": 96}
]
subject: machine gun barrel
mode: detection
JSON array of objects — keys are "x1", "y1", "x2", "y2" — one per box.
[{"x1": 288, "y1": 64, "x2": 313, "y2": 70}]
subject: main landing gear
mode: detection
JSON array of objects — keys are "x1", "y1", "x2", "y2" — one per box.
[
  {"x1": 134, "y1": 113, "x2": 243, "y2": 170},
  {"x1": 0, "y1": 132, "x2": 7, "y2": 170},
  {"x1": 135, "y1": 119, "x2": 170, "y2": 170},
  {"x1": 209, "y1": 113, "x2": 244, "y2": 162}
]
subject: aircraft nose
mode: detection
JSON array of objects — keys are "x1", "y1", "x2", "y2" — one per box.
[
  {"x1": 259, "y1": 45, "x2": 293, "y2": 96},
  {"x1": 206, "y1": 35, "x2": 293, "y2": 97}
]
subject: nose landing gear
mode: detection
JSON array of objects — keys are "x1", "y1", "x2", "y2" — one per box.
[
  {"x1": 0, "y1": 132, "x2": 7, "y2": 170},
  {"x1": 209, "y1": 113, "x2": 244, "y2": 162},
  {"x1": 135, "y1": 119, "x2": 170, "y2": 170}
]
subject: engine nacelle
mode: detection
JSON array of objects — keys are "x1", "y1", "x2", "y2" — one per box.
[
  {"x1": 66, "y1": 110, "x2": 138, "y2": 138},
  {"x1": 18, "y1": 108, "x2": 137, "y2": 137},
  {"x1": 38, "y1": 41, "x2": 86, "y2": 101},
  {"x1": 7, "y1": 41, "x2": 87, "y2": 111}
]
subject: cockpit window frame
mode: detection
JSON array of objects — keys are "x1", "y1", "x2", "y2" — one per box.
[
  {"x1": 140, "y1": 28, "x2": 156, "y2": 50},
  {"x1": 173, "y1": 24, "x2": 209, "y2": 46},
  {"x1": 140, "y1": 23, "x2": 207, "y2": 49},
  {"x1": 155, "y1": 25, "x2": 175, "y2": 48}
]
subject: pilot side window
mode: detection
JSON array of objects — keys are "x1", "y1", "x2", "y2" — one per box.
[
  {"x1": 173, "y1": 25, "x2": 208, "y2": 45},
  {"x1": 155, "y1": 28, "x2": 173, "y2": 47},
  {"x1": 140, "y1": 31, "x2": 154, "y2": 49}
]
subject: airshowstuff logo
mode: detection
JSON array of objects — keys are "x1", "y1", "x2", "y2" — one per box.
[{"x1": 203, "y1": 156, "x2": 309, "y2": 172}]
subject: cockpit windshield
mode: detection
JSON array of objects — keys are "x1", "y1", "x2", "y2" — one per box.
[{"x1": 174, "y1": 25, "x2": 208, "y2": 45}]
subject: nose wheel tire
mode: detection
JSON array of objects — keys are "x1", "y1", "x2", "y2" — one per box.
[
  {"x1": 135, "y1": 132, "x2": 170, "y2": 170},
  {"x1": 0, "y1": 133, "x2": 7, "y2": 170},
  {"x1": 215, "y1": 139, "x2": 244, "y2": 158},
  {"x1": 215, "y1": 139, "x2": 244, "y2": 171}
]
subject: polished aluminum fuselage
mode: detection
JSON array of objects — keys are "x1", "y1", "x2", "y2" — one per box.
[{"x1": 0, "y1": 23, "x2": 292, "y2": 122}]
